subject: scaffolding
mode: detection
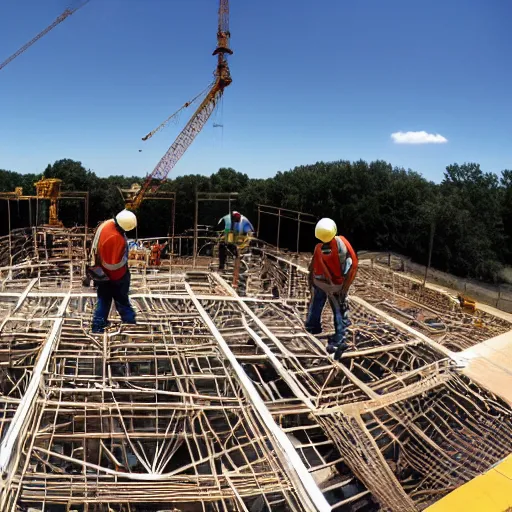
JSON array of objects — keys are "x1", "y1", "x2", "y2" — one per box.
[
  {"x1": 256, "y1": 205, "x2": 317, "y2": 253},
  {"x1": 118, "y1": 185, "x2": 177, "y2": 244}
]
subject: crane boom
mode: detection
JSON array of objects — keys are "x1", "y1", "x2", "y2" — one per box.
[
  {"x1": 126, "y1": 0, "x2": 233, "y2": 210},
  {"x1": 0, "y1": 1, "x2": 89, "y2": 73},
  {"x1": 141, "y1": 82, "x2": 213, "y2": 142},
  {"x1": 131, "y1": 85, "x2": 226, "y2": 209}
]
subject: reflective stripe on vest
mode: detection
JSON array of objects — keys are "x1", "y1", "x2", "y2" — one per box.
[
  {"x1": 335, "y1": 236, "x2": 348, "y2": 272},
  {"x1": 89, "y1": 221, "x2": 106, "y2": 266},
  {"x1": 102, "y1": 254, "x2": 127, "y2": 271},
  {"x1": 312, "y1": 236, "x2": 357, "y2": 286}
]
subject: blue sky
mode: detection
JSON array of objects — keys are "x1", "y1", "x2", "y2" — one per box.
[{"x1": 0, "y1": 0, "x2": 510, "y2": 182}]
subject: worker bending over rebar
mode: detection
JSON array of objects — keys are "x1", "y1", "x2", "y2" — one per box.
[
  {"x1": 90, "y1": 210, "x2": 138, "y2": 334},
  {"x1": 306, "y1": 218, "x2": 358, "y2": 359},
  {"x1": 217, "y1": 210, "x2": 254, "y2": 270}
]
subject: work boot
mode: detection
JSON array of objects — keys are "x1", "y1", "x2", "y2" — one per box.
[
  {"x1": 333, "y1": 342, "x2": 348, "y2": 360},
  {"x1": 326, "y1": 343, "x2": 336, "y2": 354},
  {"x1": 326, "y1": 342, "x2": 348, "y2": 359},
  {"x1": 91, "y1": 320, "x2": 110, "y2": 334},
  {"x1": 305, "y1": 326, "x2": 322, "y2": 336},
  {"x1": 326, "y1": 336, "x2": 348, "y2": 360}
]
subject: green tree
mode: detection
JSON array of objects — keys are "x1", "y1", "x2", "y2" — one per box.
[{"x1": 1, "y1": 158, "x2": 510, "y2": 283}]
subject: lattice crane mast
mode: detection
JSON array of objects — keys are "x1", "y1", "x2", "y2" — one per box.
[
  {"x1": 0, "y1": 1, "x2": 90, "y2": 73},
  {"x1": 125, "y1": 0, "x2": 233, "y2": 211}
]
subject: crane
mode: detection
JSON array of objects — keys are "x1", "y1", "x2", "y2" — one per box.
[
  {"x1": 124, "y1": 0, "x2": 233, "y2": 211},
  {"x1": 0, "y1": 1, "x2": 90, "y2": 73}
]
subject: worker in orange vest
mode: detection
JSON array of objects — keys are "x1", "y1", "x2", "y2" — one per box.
[
  {"x1": 90, "y1": 210, "x2": 138, "y2": 334},
  {"x1": 150, "y1": 240, "x2": 168, "y2": 266},
  {"x1": 305, "y1": 218, "x2": 358, "y2": 359}
]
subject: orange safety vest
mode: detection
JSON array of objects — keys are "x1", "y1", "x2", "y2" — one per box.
[
  {"x1": 312, "y1": 236, "x2": 358, "y2": 287},
  {"x1": 95, "y1": 220, "x2": 128, "y2": 281},
  {"x1": 150, "y1": 244, "x2": 162, "y2": 264}
]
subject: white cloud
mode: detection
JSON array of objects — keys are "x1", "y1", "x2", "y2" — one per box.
[{"x1": 391, "y1": 131, "x2": 448, "y2": 144}]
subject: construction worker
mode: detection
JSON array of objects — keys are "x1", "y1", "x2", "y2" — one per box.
[
  {"x1": 91, "y1": 210, "x2": 138, "y2": 334},
  {"x1": 150, "y1": 240, "x2": 168, "y2": 266},
  {"x1": 217, "y1": 211, "x2": 254, "y2": 270},
  {"x1": 305, "y1": 218, "x2": 358, "y2": 359}
]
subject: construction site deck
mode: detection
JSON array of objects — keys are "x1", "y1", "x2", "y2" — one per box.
[{"x1": 0, "y1": 226, "x2": 511, "y2": 512}]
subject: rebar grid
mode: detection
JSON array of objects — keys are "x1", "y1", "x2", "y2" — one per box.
[
  {"x1": 232, "y1": 249, "x2": 512, "y2": 510},
  {"x1": 246, "y1": 249, "x2": 511, "y2": 353},
  {"x1": 4, "y1": 306, "x2": 310, "y2": 511},
  {"x1": 0, "y1": 233, "x2": 511, "y2": 512},
  {"x1": 325, "y1": 372, "x2": 512, "y2": 510},
  {"x1": 0, "y1": 227, "x2": 90, "y2": 268},
  {"x1": 277, "y1": 412, "x2": 379, "y2": 511},
  {"x1": 354, "y1": 265, "x2": 511, "y2": 351}
]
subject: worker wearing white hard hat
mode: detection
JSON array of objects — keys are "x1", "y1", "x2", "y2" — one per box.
[
  {"x1": 116, "y1": 209, "x2": 137, "y2": 232},
  {"x1": 305, "y1": 218, "x2": 359, "y2": 359},
  {"x1": 89, "y1": 210, "x2": 137, "y2": 333}
]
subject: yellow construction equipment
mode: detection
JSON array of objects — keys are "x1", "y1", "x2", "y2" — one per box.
[
  {"x1": 34, "y1": 178, "x2": 63, "y2": 226},
  {"x1": 458, "y1": 294, "x2": 476, "y2": 313},
  {"x1": 0, "y1": 187, "x2": 24, "y2": 198}
]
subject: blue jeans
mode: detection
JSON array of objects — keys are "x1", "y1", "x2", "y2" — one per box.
[
  {"x1": 305, "y1": 285, "x2": 350, "y2": 344},
  {"x1": 92, "y1": 271, "x2": 136, "y2": 333}
]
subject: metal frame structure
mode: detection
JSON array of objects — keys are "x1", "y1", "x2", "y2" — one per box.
[
  {"x1": 0, "y1": 190, "x2": 89, "y2": 265},
  {"x1": 256, "y1": 205, "x2": 317, "y2": 253},
  {"x1": 0, "y1": 229, "x2": 510, "y2": 512},
  {"x1": 118, "y1": 187, "x2": 176, "y2": 242}
]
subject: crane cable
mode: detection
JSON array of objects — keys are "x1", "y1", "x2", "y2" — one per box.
[{"x1": 141, "y1": 82, "x2": 214, "y2": 141}]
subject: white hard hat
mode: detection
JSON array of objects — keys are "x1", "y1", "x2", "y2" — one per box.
[
  {"x1": 315, "y1": 218, "x2": 337, "y2": 243},
  {"x1": 116, "y1": 209, "x2": 137, "y2": 232}
]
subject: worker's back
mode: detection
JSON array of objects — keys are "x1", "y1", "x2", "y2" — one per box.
[{"x1": 96, "y1": 220, "x2": 128, "y2": 281}]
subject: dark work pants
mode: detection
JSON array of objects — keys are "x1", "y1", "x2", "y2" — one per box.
[
  {"x1": 305, "y1": 285, "x2": 350, "y2": 344},
  {"x1": 91, "y1": 271, "x2": 136, "y2": 333},
  {"x1": 218, "y1": 242, "x2": 237, "y2": 270}
]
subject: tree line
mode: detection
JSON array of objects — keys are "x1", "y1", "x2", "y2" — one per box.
[{"x1": 0, "y1": 158, "x2": 511, "y2": 284}]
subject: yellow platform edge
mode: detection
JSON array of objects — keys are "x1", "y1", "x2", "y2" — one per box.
[{"x1": 425, "y1": 453, "x2": 512, "y2": 512}]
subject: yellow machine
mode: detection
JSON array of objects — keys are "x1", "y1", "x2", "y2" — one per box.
[
  {"x1": 34, "y1": 178, "x2": 64, "y2": 227},
  {"x1": 0, "y1": 187, "x2": 23, "y2": 198},
  {"x1": 458, "y1": 294, "x2": 476, "y2": 313},
  {"x1": 225, "y1": 232, "x2": 251, "y2": 249}
]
